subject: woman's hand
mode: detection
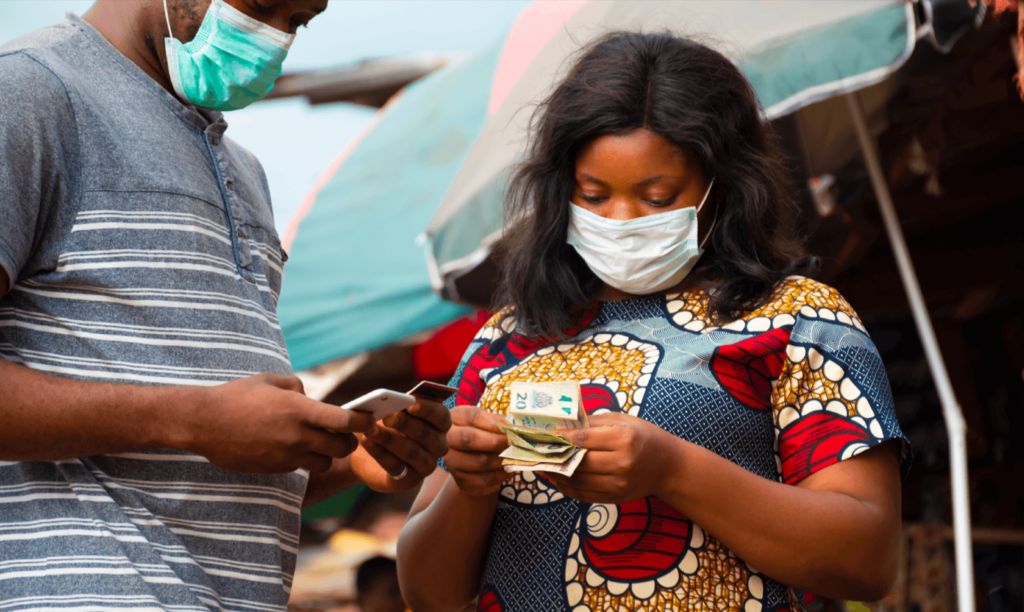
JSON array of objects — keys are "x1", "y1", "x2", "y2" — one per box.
[
  {"x1": 546, "y1": 412, "x2": 679, "y2": 504},
  {"x1": 444, "y1": 406, "x2": 511, "y2": 497},
  {"x1": 352, "y1": 399, "x2": 452, "y2": 492}
]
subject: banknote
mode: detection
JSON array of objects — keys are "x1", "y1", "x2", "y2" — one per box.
[
  {"x1": 500, "y1": 444, "x2": 576, "y2": 464},
  {"x1": 498, "y1": 381, "x2": 590, "y2": 476},
  {"x1": 497, "y1": 422, "x2": 573, "y2": 447},
  {"x1": 508, "y1": 381, "x2": 588, "y2": 431},
  {"x1": 500, "y1": 426, "x2": 575, "y2": 465},
  {"x1": 504, "y1": 448, "x2": 588, "y2": 476},
  {"x1": 504, "y1": 430, "x2": 572, "y2": 454}
]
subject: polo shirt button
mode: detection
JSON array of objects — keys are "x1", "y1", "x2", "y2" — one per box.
[{"x1": 237, "y1": 228, "x2": 245, "y2": 239}]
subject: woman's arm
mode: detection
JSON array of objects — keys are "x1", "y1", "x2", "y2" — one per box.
[
  {"x1": 548, "y1": 415, "x2": 902, "y2": 601},
  {"x1": 398, "y1": 471, "x2": 500, "y2": 611},
  {"x1": 668, "y1": 437, "x2": 900, "y2": 599},
  {"x1": 397, "y1": 406, "x2": 511, "y2": 611}
]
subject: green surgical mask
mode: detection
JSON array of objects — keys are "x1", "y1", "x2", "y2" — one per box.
[{"x1": 163, "y1": 0, "x2": 294, "y2": 111}]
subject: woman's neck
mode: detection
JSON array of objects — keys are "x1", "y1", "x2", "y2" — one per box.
[
  {"x1": 595, "y1": 285, "x2": 638, "y2": 302},
  {"x1": 595, "y1": 277, "x2": 702, "y2": 302}
]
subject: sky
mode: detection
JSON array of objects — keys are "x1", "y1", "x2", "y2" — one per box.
[{"x1": 0, "y1": 0, "x2": 531, "y2": 232}]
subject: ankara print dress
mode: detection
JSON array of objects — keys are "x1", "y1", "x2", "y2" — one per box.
[{"x1": 445, "y1": 276, "x2": 911, "y2": 612}]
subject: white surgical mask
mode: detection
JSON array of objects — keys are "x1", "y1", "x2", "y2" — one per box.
[{"x1": 567, "y1": 179, "x2": 715, "y2": 295}]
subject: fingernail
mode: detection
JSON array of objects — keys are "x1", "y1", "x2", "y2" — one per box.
[{"x1": 368, "y1": 426, "x2": 379, "y2": 437}]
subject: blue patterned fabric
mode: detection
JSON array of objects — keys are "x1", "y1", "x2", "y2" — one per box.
[{"x1": 444, "y1": 277, "x2": 910, "y2": 612}]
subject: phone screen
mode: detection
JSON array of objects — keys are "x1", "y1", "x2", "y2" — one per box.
[{"x1": 408, "y1": 381, "x2": 458, "y2": 403}]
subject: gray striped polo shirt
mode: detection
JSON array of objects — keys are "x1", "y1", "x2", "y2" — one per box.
[{"x1": 0, "y1": 14, "x2": 306, "y2": 610}]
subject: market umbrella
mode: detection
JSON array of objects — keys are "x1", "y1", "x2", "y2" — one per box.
[
  {"x1": 275, "y1": 43, "x2": 508, "y2": 372},
  {"x1": 277, "y1": 2, "x2": 628, "y2": 373}
]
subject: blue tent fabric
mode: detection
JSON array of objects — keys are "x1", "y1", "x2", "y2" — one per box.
[{"x1": 277, "y1": 39, "x2": 504, "y2": 371}]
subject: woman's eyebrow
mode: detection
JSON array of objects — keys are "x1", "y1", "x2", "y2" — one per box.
[
  {"x1": 577, "y1": 174, "x2": 682, "y2": 186},
  {"x1": 577, "y1": 173, "x2": 608, "y2": 186},
  {"x1": 637, "y1": 175, "x2": 665, "y2": 186}
]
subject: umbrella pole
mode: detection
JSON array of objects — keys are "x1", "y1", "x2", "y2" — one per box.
[{"x1": 843, "y1": 92, "x2": 975, "y2": 612}]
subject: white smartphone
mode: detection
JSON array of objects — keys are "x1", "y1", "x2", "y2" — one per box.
[
  {"x1": 340, "y1": 389, "x2": 415, "y2": 421},
  {"x1": 339, "y1": 382, "x2": 458, "y2": 421}
]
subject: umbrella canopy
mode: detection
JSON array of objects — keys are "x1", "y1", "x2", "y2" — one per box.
[
  {"x1": 277, "y1": 0, "x2": 980, "y2": 371},
  {"x1": 276, "y1": 1, "x2": 601, "y2": 371},
  {"x1": 276, "y1": 42, "x2": 506, "y2": 371},
  {"x1": 422, "y1": 0, "x2": 982, "y2": 305}
]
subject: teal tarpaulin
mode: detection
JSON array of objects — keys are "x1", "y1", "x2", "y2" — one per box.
[{"x1": 277, "y1": 39, "x2": 505, "y2": 371}]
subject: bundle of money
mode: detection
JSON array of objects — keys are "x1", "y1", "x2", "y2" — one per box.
[{"x1": 497, "y1": 381, "x2": 589, "y2": 476}]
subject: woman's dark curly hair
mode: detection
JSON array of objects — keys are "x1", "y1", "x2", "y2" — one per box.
[{"x1": 494, "y1": 31, "x2": 813, "y2": 339}]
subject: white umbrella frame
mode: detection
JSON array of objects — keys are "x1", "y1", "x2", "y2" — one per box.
[{"x1": 845, "y1": 92, "x2": 975, "y2": 612}]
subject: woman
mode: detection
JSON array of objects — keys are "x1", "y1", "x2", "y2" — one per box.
[{"x1": 398, "y1": 32, "x2": 909, "y2": 612}]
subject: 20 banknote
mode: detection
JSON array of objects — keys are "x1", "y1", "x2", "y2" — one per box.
[{"x1": 497, "y1": 381, "x2": 589, "y2": 476}]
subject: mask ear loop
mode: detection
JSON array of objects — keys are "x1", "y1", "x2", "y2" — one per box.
[
  {"x1": 163, "y1": 0, "x2": 174, "y2": 39},
  {"x1": 694, "y1": 177, "x2": 715, "y2": 214}
]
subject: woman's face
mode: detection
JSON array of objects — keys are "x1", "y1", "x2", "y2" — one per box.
[{"x1": 572, "y1": 129, "x2": 712, "y2": 221}]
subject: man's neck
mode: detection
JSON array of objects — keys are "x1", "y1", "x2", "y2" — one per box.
[{"x1": 83, "y1": 1, "x2": 175, "y2": 94}]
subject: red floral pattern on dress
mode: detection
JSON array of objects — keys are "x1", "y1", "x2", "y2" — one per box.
[
  {"x1": 448, "y1": 277, "x2": 905, "y2": 612},
  {"x1": 711, "y1": 328, "x2": 791, "y2": 410},
  {"x1": 456, "y1": 308, "x2": 597, "y2": 407},
  {"x1": 581, "y1": 384, "x2": 619, "y2": 414},
  {"x1": 477, "y1": 588, "x2": 503, "y2": 612},
  {"x1": 582, "y1": 497, "x2": 692, "y2": 581},
  {"x1": 779, "y1": 411, "x2": 876, "y2": 484}
]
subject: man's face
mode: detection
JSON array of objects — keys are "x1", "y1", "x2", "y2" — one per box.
[{"x1": 167, "y1": 0, "x2": 328, "y2": 43}]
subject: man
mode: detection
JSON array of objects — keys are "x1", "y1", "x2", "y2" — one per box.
[{"x1": 0, "y1": 0, "x2": 450, "y2": 608}]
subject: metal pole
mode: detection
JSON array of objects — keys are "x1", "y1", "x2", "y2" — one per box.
[{"x1": 844, "y1": 92, "x2": 975, "y2": 612}]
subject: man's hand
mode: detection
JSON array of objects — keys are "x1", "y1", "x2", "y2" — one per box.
[
  {"x1": 351, "y1": 399, "x2": 453, "y2": 492},
  {"x1": 442, "y1": 406, "x2": 510, "y2": 497},
  {"x1": 184, "y1": 374, "x2": 376, "y2": 474}
]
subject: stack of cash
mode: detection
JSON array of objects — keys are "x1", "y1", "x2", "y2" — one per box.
[{"x1": 497, "y1": 381, "x2": 589, "y2": 476}]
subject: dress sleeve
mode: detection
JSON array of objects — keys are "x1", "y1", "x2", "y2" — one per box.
[
  {"x1": 771, "y1": 283, "x2": 911, "y2": 484},
  {"x1": 0, "y1": 52, "x2": 78, "y2": 284},
  {"x1": 437, "y1": 312, "x2": 507, "y2": 470},
  {"x1": 443, "y1": 311, "x2": 511, "y2": 409}
]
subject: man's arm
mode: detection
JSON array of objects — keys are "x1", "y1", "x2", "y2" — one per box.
[
  {"x1": 0, "y1": 359, "x2": 375, "y2": 474},
  {"x1": 1, "y1": 264, "x2": 375, "y2": 473},
  {"x1": 3, "y1": 268, "x2": 455, "y2": 488}
]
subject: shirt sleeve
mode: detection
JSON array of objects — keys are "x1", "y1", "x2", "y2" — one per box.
[
  {"x1": 771, "y1": 283, "x2": 911, "y2": 484},
  {"x1": 0, "y1": 52, "x2": 78, "y2": 284}
]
